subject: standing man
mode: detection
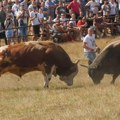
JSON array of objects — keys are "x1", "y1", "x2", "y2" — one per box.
[
  {"x1": 17, "y1": 4, "x2": 29, "y2": 42},
  {"x1": 30, "y1": 7, "x2": 41, "y2": 41},
  {"x1": 0, "y1": 5, "x2": 7, "y2": 45},
  {"x1": 12, "y1": 0, "x2": 20, "y2": 26},
  {"x1": 45, "y1": 0, "x2": 56, "y2": 19},
  {"x1": 67, "y1": 0, "x2": 82, "y2": 21},
  {"x1": 83, "y1": 27, "x2": 100, "y2": 65}
]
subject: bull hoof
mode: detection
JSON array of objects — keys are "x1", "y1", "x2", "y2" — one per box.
[
  {"x1": 44, "y1": 85, "x2": 49, "y2": 88},
  {"x1": 17, "y1": 78, "x2": 21, "y2": 81}
]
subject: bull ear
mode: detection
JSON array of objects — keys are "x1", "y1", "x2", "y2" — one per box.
[{"x1": 70, "y1": 60, "x2": 79, "y2": 71}]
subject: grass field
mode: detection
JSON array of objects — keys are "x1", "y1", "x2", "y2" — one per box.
[{"x1": 0, "y1": 36, "x2": 120, "y2": 120}]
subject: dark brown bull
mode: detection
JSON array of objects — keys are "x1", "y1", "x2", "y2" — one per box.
[
  {"x1": 0, "y1": 41, "x2": 79, "y2": 88},
  {"x1": 88, "y1": 40, "x2": 120, "y2": 84}
]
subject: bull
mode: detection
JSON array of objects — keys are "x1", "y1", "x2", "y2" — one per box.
[
  {"x1": 88, "y1": 40, "x2": 120, "y2": 84},
  {"x1": 0, "y1": 41, "x2": 79, "y2": 88}
]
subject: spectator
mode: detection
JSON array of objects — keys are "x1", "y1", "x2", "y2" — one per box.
[
  {"x1": 20, "y1": 0, "x2": 28, "y2": 10},
  {"x1": 28, "y1": 0, "x2": 38, "y2": 14},
  {"x1": 67, "y1": 22, "x2": 77, "y2": 41},
  {"x1": 3, "y1": 0, "x2": 9, "y2": 12},
  {"x1": 60, "y1": 13, "x2": 68, "y2": 27},
  {"x1": 86, "y1": 11, "x2": 94, "y2": 28},
  {"x1": 114, "y1": 15, "x2": 120, "y2": 34},
  {"x1": 17, "y1": 4, "x2": 29, "y2": 42},
  {"x1": 30, "y1": 6, "x2": 41, "y2": 41},
  {"x1": 80, "y1": 0, "x2": 86, "y2": 16},
  {"x1": 55, "y1": 1, "x2": 66, "y2": 16},
  {"x1": 69, "y1": 13, "x2": 77, "y2": 27},
  {"x1": 117, "y1": 0, "x2": 120, "y2": 16},
  {"x1": 109, "y1": 0, "x2": 118, "y2": 22},
  {"x1": 77, "y1": 17, "x2": 87, "y2": 38},
  {"x1": 12, "y1": 0, "x2": 20, "y2": 27},
  {"x1": 0, "y1": 5, "x2": 6, "y2": 26},
  {"x1": 41, "y1": 2, "x2": 49, "y2": 19},
  {"x1": 53, "y1": 14, "x2": 60, "y2": 22},
  {"x1": 7, "y1": 0, "x2": 13, "y2": 9},
  {"x1": 0, "y1": 22, "x2": 7, "y2": 45},
  {"x1": 101, "y1": 0, "x2": 110, "y2": 16},
  {"x1": 52, "y1": 20, "x2": 65, "y2": 43},
  {"x1": 4, "y1": 14, "x2": 15, "y2": 45},
  {"x1": 45, "y1": 0, "x2": 56, "y2": 19},
  {"x1": 67, "y1": 0, "x2": 81, "y2": 20},
  {"x1": 47, "y1": 16, "x2": 53, "y2": 29},
  {"x1": 83, "y1": 27, "x2": 99, "y2": 65},
  {"x1": 0, "y1": 5, "x2": 7, "y2": 45},
  {"x1": 93, "y1": 11, "x2": 105, "y2": 38},
  {"x1": 85, "y1": 0, "x2": 99, "y2": 15}
]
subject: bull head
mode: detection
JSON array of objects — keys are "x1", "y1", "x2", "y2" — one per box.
[
  {"x1": 59, "y1": 60, "x2": 79, "y2": 86},
  {"x1": 88, "y1": 65, "x2": 104, "y2": 84}
]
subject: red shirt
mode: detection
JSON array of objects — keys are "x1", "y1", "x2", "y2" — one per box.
[
  {"x1": 77, "y1": 20, "x2": 85, "y2": 27},
  {"x1": 68, "y1": 1, "x2": 80, "y2": 14}
]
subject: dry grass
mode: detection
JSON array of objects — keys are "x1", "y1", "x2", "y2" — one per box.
[{"x1": 0, "y1": 36, "x2": 120, "y2": 120}]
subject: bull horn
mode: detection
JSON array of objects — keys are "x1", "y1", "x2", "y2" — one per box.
[
  {"x1": 80, "y1": 64, "x2": 88, "y2": 68},
  {"x1": 75, "y1": 59, "x2": 80, "y2": 64}
]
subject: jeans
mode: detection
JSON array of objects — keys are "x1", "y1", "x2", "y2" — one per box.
[
  {"x1": 84, "y1": 52, "x2": 96, "y2": 62},
  {"x1": 18, "y1": 23, "x2": 27, "y2": 37}
]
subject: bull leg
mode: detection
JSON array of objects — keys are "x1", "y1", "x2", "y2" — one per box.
[
  {"x1": 44, "y1": 74, "x2": 50, "y2": 88},
  {"x1": 111, "y1": 74, "x2": 119, "y2": 84},
  {"x1": 43, "y1": 65, "x2": 56, "y2": 88}
]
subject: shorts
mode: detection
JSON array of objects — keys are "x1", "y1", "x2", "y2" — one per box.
[
  {"x1": 5, "y1": 29, "x2": 14, "y2": 39},
  {"x1": 18, "y1": 23, "x2": 27, "y2": 37},
  {"x1": 33, "y1": 25, "x2": 40, "y2": 36}
]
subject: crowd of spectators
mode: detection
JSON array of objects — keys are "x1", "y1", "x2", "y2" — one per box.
[{"x1": 0, "y1": 0, "x2": 120, "y2": 45}]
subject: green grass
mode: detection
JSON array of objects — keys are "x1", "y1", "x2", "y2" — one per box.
[{"x1": 0, "y1": 37, "x2": 120, "y2": 120}]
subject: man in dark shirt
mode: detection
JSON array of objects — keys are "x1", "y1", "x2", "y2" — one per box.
[{"x1": 0, "y1": 5, "x2": 7, "y2": 45}]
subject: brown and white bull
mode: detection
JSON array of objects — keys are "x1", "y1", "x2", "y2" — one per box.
[{"x1": 0, "y1": 41, "x2": 79, "y2": 88}]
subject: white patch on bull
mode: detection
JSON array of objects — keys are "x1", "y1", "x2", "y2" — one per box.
[
  {"x1": 24, "y1": 41, "x2": 43, "y2": 50},
  {"x1": 0, "y1": 45, "x2": 9, "y2": 62},
  {"x1": 24, "y1": 41, "x2": 40, "y2": 46},
  {"x1": 60, "y1": 71, "x2": 77, "y2": 86},
  {"x1": 0, "y1": 45, "x2": 8, "y2": 52},
  {"x1": 59, "y1": 63, "x2": 78, "y2": 86}
]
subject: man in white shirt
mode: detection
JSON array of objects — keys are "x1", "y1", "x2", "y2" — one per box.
[
  {"x1": 109, "y1": 0, "x2": 117, "y2": 22},
  {"x1": 85, "y1": 0, "x2": 99, "y2": 15},
  {"x1": 83, "y1": 27, "x2": 99, "y2": 65},
  {"x1": 30, "y1": 6, "x2": 41, "y2": 40}
]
